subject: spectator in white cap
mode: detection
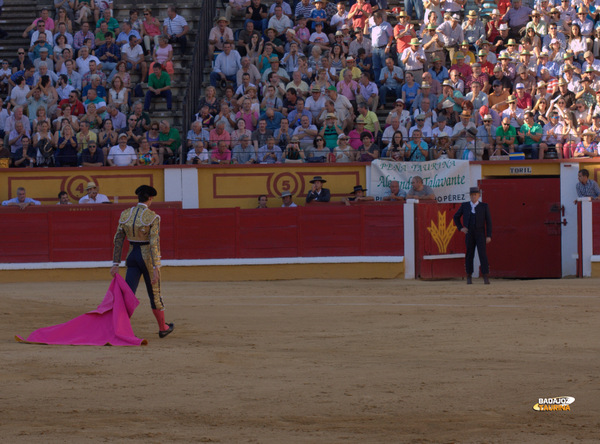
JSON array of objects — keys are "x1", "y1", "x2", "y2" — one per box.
[
  {"x1": 542, "y1": 110, "x2": 565, "y2": 157},
  {"x1": 492, "y1": 23, "x2": 509, "y2": 54},
  {"x1": 107, "y1": 132, "x2": 137, "y2": 166},
  {"x1": 333, "y1": 133, "x2": 354, "y2": 162},
  {"x1": 386, "y1": 98, "x2": 411, "y2": 129},
  {"x1": 430, "y1": 130, "x2": 455, "y2": 159},
  {"x1": 485, "y1": 9, "x2": 502, "y2": 44},
  {"x1": 476, "y1": 114, "x2": 497, "y2": 158},
  {"x1": 515, "y1": 82, "x2": 533, "y2": 110},
  {"x1": 437, "y1": 13, "x2": 464, "y2": 62}
]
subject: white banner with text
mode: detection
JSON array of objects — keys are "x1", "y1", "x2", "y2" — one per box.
[{"x1": 369, "y1": 159, "x2": 471, "y2": 203}]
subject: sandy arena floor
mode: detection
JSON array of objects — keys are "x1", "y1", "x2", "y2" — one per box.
[{"x1": 2, "y1": 278, "x2": 599, "y2": 443}]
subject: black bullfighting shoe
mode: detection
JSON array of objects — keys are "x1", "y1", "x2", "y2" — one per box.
[{"x1": 159, "y1": 323, "x2": 175, "y2": 338}]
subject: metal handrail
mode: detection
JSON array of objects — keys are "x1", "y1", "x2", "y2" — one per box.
[{"x1": 181, "y1": 0, "x2": 217, "y2": 163}]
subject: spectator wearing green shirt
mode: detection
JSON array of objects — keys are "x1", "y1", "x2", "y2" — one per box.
[
  {"x1": 95, "y1": 21, "x2": 115, "y2": 46},
  {"x1": 144, "y1": 64, "x2": 171, "y2": 111},
  {"x1": 96, "y1": 9, "x2": 120, "y2": 34},
  {"x1": 518, "y1": 111, "x2": 546, "y2": 159},
  {"x1": 495, "y1": 117, "x2": 517, "y2": 154},
  {"x1": 158, "y1": 120, "x2": 181, "y2": 164}
]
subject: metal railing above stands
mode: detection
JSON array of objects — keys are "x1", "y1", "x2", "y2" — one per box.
[{"x1": 182, "y1": 0, "x2": 217, "y2": 164}]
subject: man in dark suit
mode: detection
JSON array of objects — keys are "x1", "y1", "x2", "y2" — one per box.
[
  {"x1": 306, "y1": 175, "x2": 331, "y2": 203},
  {"x1": 453, "y1": 187, "x2": 492, "y2": 284}
]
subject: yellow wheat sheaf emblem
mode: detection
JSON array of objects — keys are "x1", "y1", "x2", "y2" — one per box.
[{"x1": 427, "y1": 211, "x2": 457, "y2": 254}]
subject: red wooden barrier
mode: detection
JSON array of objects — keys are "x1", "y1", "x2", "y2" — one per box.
[
  {"x1": 415, "y1": 203, "x2": 465, "y2": 279},
  {"x1": 592, "y1": 202, "x2": 600, "y2": 255},
  {"x1": 0, "y1": 203, "x2": 404, "y2": 263}
]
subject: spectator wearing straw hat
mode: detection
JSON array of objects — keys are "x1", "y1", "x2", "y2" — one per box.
[
  {"x1": 281, "y1": 191, "x2": 297, "y2": 207},
  {"x1": 428, "y1": 56, "x2": 449, "y2": 84},
  {"x1": 462, "y1": 10, "x2": 485, "y2": 49},
  {"x1": 452, "y1": 109, "x2": 476, "y2": 143},
  {"x1": 401, "y1": 38, "x2": 426, "y2": 84},
  {"x1": 208, "y1": 16, "x2": 235, "y2": 61},
  {"x1": 422, "y1": 24, "x2": 444, "y2": 65},
  {"x1": 394, "y1": 11, "x2": 415, "y2": 57},
  {"x1": 502, "y1": 94, "x2": 525, "y2": 127},
  {"x1": 79, "y1": 181, "x2": 110, "y2": 204},
  {"x1": 412, "y1": 80, "x2": 437, "y2": 114}
]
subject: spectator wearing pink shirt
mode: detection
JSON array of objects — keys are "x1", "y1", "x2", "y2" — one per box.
[
  {"x1": 209, "y1": 121, "x2": 232, "y2": 149},
  {"x1": 235, "y1": 98, "x2": 259, "y2": 130},
  {"x1": 337, "y1": 69, "x2": 359, "y2": 105},
  {"x1": 210, "y1": 140, "x2": 232, "y2": 164}
]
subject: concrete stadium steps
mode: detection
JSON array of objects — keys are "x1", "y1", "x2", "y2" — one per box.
[
  {"x1": 0, "y1": 3, "x2": 37, "y2": 63},
  {"x1": 110, "y1": 2, "x2": 200, "y2": 133}
]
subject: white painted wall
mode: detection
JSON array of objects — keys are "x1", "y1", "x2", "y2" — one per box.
[
  {"x1": 164, "y1": 168, "x2": 199, "y2": 209},
  {"x1": 560, "y1": 163, "x2": 581, "y2": 277},
  {"x1": 404, "y1": 200, "x2": 415, "y2": 279}
]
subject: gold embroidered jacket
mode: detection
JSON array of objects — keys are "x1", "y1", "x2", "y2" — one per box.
[{"x1": 113, "y1": 203, "x2": 162, "y2": 267}]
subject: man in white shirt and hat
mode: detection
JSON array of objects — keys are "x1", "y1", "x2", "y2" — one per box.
[{"x1": 79, "y1": 181, "x2": 110, "y2": 204}]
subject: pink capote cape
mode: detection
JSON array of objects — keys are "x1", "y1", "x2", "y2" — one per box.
[{"x1": 16, "y1": 274, "x2": 148, "y2": 346}]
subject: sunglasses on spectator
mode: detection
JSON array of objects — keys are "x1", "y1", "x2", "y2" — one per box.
[{"x1": 18, "y1": 52, "x2": 25, "y2": 55}]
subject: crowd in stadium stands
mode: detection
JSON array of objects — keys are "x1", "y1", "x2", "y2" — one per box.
[
  {"x1": 6, "y1": 1, "x2": 600, "y2": 168},
  {"x1": 0, "y1": 3, "x2": 189, "y2": 167},
  {"x1": 188, "y1": 0, "x2": 600, "y2": 164}
]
